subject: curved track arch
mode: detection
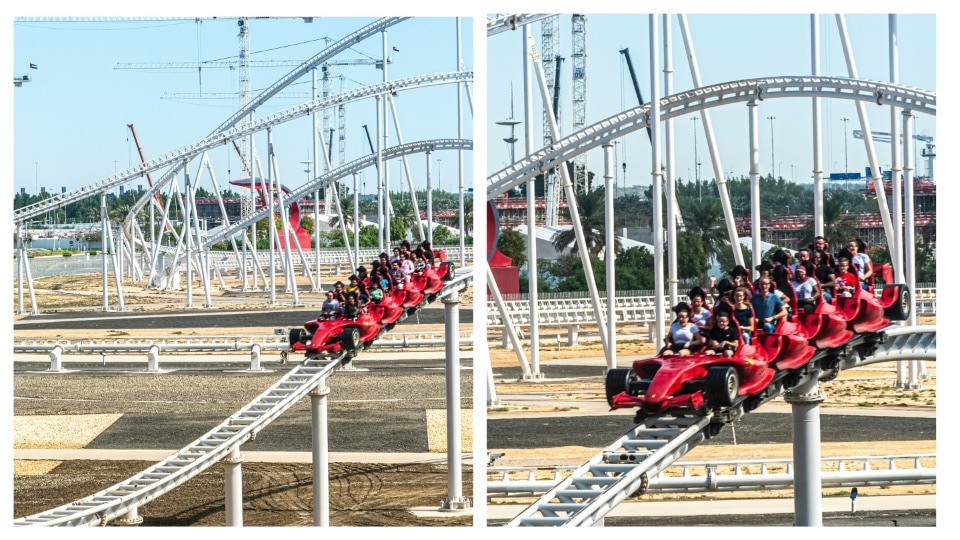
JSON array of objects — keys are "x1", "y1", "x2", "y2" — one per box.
[
  {"x1": 203, "y1": 138, "x2": 473, "y2": 249},
  {"x1": 506, "y1": 324, "x2": 936, "y2": 527},
  {"x1": 13, "y1": 273, "x2": 473, "y2": 527},
  {"x1": 486, "y1": 76, "x2": 935, "y2": 198},
  {"x1": 14, "y1": 71, "x2": 472, "y2": 225}
]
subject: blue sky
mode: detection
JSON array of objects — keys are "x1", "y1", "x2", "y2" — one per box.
[
  {"x1": 12, "y1": 15, "x2": 473, "y2": 198},
  {"x1": 487, "y1": 13, "x2": 936, "y2": 190}
]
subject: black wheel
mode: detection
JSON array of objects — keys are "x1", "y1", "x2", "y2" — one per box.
[
  {"x1": 440, "y1": 261, "x2": 456, "y2": 282},
  {"x1": 605, "y1": 368, "x2": 634, "y2": 408},
  {"x1": 883, "y1": 284, "x2": 911, "y2": 321},
  {"x1": 289, "y1": 328, "x2": 304, "y2": 347},
  {"x1": 704, "y1": 366, "x2": 739, "y2": 408},
  {"x1": 384, "y1": 322, "x2": 396, "y2": 332},
  {"x1": 340, "y1": 327, "x2": 361, "y2": 351}
]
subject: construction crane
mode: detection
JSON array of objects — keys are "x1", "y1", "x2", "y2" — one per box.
[
  {"x1": 853, "y1": 129, "x2": 935, "y2": 180},
  {"x1": 571, "y1": 14, "x2": 588, "y2": 194},
  {"x1": 541, "y1": 15, "x2": 562, "y2": 227}
]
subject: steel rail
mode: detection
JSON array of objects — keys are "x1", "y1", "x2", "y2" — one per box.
[
  {"x1": 507, "y1": 412, "x2": 713, "y2": 526},
  {"x1": 13, "y1": 356, "x2": 341, "y2": 526},
  {"x1": 13, "y1": 330, "x2": 476, "y2": 354},
  {"x1": 488, "y1": 453, "x2": 936, "y2": 497},
  {"x1": 15, "y1": 71, "x2": 472, "y2": 224},
  {"x1": 13, "y1": 271, "x2": 473, "y2": 526},
  {"x1": 487, "y1": 76, "x2": 935, "y2": 198},
  {"x1": 505, "y1": 325, "x2": 936, "y2": 526},
  {"x1": 201, "y1": 138, "x2": 473, "y2": 249},
  {"x1": 214, "y1": 17, "x2": 409, "y2": 133}
]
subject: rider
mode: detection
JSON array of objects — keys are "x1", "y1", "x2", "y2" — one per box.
[
  {"x1": 662, "y1": 302, "x2": 704, "y2": 356},
  {"x1": 320, "y1": 291, "x2": 340, "y2": 319},
  {"x1": 750, "y1": 278, "x2": 788, "y2": 333},
  {"x1": 704, "y1": 311, "x2": 739, "y2": 357}
]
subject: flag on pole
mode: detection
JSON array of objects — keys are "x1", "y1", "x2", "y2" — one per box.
[{"x1": 29, "y1": 63, "x2": 38, "y2": 69}]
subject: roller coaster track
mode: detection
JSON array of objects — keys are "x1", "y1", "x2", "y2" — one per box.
[
  {"x1": 13, "y1": 271, "x2": 473, "y2": 527},
  {"x1": 201, "y1": 138, "x2": 473, "y2": 249},
  {"x1": 14, "y1": 71, "x2": 472, "y2": 224},
  {"x1": 506, "y1": 325, "x2": 935, "y2": 527},
  {"x1": 487, "y1": 76, "x2": 935, "y2": 198}
]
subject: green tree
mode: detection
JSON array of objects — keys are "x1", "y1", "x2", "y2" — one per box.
[
  {"x1": 432, "y1": 225, "x2": 457, "y2": 245},
  {"x1": 298, "y1": 214, "x2": 315, "y2": 236},
  {"x1": 551, "y1": 188, "x2": 621, "y2": 256},
  {"x1": 496, "y1": 228, "x2": 527, "y2": 268},
  {"x1": 613, "y1": 246, "x2": 655, "y2": 290},
  {"x1": 674, "y1": 232, "x2": 709, "y2": 281},
  {"x1": 795, "y1": 191, "x2": 861, "y2": 250},
  {"x1": 681, "y1": 197, "x2": 727, "y2": 262}
]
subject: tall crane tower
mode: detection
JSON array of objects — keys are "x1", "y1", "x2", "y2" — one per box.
[
  {"x1": 541, "y1": 15, "x2": 561, "y2": 227},
  {"x1": 571, "y1": 14, "x2": 588, "y2": 194}
]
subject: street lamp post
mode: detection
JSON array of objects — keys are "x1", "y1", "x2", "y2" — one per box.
[
  {"x1": 841, "y1": 117, "x2": 850, "y2": 173},
  {"x1": 767, "y1": 116, "x2": 776, "y2": 177}
]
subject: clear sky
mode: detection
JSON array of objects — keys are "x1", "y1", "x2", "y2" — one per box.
[
  {"x1": 12, "y1": 15, "x2": 473, "y2": 198},
  {"x1": 487, "y1": 13, "x2": 936, "y2": 191}
]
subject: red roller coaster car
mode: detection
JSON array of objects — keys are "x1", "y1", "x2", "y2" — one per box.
[
  {"x1": 606, "y1": 282, "x2": 910, "y2": 420},
  {"x1": 289, "y1": 256, "x2": 456, "y2": 360}
]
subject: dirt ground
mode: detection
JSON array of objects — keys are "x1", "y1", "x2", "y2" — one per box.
[
  {"x1": 13, "y1": 274, "x2": 936, "y2": 525},
  {"x1": 13, "y1": 272, "x2": 474, "y2": 526}
]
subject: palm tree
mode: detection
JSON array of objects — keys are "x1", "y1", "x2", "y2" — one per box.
[
  {"x1": 551, "y1": 188, "x2": 622, "y2": 257},
  {"x1": 390, "y1": 198, "x2": 421, "y2": 241},
  {"x1": 682, "y1": 197, "x2": 728, "y2": 262},
  {"x1": 796, "y1": 191, "x2": 861, "y2": 250}
]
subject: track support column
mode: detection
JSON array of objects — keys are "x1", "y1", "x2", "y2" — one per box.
[
  {"x1": 113, "y1": 504, "x2": 143, "y2": 526},
  {"x1": 223, "y1": 445, "x2": 245, "y2": 526},
  {"x1": 147, "y1": 345, "x2": 160, "y2": 372},
  {"x1": 785, "y1": 376, "x2": 825, "y2": 526},
  {"x1": 441, "y1": 291, "x2": 470, "y2": 511},
  {"x1": 48, "y1": 346, "x2": 64, "y2": 372},
  {"x1": 310, "y1": 383, "x2": 331, "y2": 526}
]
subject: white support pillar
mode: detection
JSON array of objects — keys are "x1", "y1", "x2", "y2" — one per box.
[
  {"x1": 810, "y1": 15, "x2": 825, "y2": 238},
  {"x1": 748, "y1": 101, "x2": 762, "y2": 269},
  {"x1": 603, "y1": 142, "x2": 617, "y2": 371},
  {"x1": 488, "y1": 266, "x2": 531, "y2": 378},
  {"x1": 48, "y1": 346, "x2": 64, "y2": 372},
  {"x1": 441, "y1": 291, "x2": 469, "y2": 511},
  {"x1": 523, "y1": 22, "x2": 541, "y2": 379},
  {"x1": 663, "y1": 14, "x2": 678, "y2": 308},
  {"x1": 528, "y1": 32, "x2": 609, "y2": 354},
  {"x1": 650, "y1": 15, "x2": 665, "y2": 348},
  {"x1": 456, "y1": 17, "x2": 466, "y2": 269},
  {"x1": 147, "y1": 345, "x2": 160, "y2": 372},
  {"x1": 426, "y1": 152, "x2": 434, "y2": 245},
  {"x1": 785, "y1": 376, "x2": 825, "y2": 526},
  {"x1": 113, "y1": 505, "x2": 143, "y2": 526},
  {"x1": 101, "y1": 191, "x2": 110, "y2": 311},
  {"x1": 250, "y1": 343, "x2": 262, "y2": 371},
  {"x1": 566, "y1": 324, "x2": 579, "y2": 346},
  {"x1": 310, "y1": 383, "x2": 331, "y2": 526},
  {"x1": 223, "y1": 445, "x2": 245, "y2": 526},
  {"x1": 902, "y1": 109, "x2": 921, "y2": 390}
]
